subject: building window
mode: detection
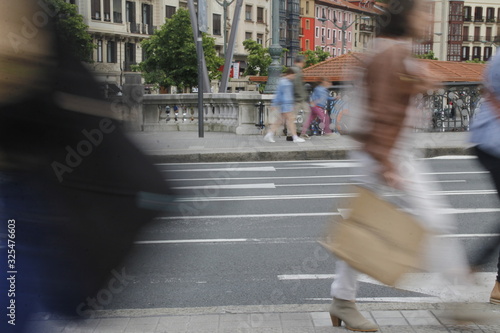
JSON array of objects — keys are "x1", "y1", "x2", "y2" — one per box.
[
  {"x1": 306, "y1": 20, "x2": 310, "y2": 30},
  {"x1": 166, "y1": 5, "x2": 176, "y2": 19},
  {"x1": 124, "y1": 42, "x2": 136, "y2": 71},
  {"x1": 461, "y1": 46, "x2": 470, "y2": 61},
  {"x1": 485, "y1": 47, "x2": 493, "y2": 61},
  {"x1": 474, "y1": 7, "x2": 483, "y2": 22},
  {"x1": 306, "y1": 1, "x2": 309, "y2": 15},
  {"x1": 257, "y1": 33, "x2": 263, "y2": 45},
  {"x1": 474, "y1": 26, "x2": 480, "y2": 41},
  {"x1": 486, "y1": 8, "x2": 495, "y2": 22},
  {"x1": 245, "y1": 32, "x2": 252, "y2": 40},
  {"x1": 315, "y1": 27, "x2": 319, "y2": 38},
  {"x1": 245, "y1": 5, "x2": 252, "y2": 21},
  {"x1": 107, "y1": 41, "x2": 116, "y2": 63},
  {"x1": 103, "y1": 0, "x2": 110, "y2": 21},
  {"x1": 463, "y1": 6, "x2": 472, "y2": 21},
  {"x1": 92, "y1": 0, "x2": 101, "y2": 20},
  {"x1": 213, "y1": 14, "x2": 221, "y2": 35},
  {"x1": 327, "y1": 28, "x2": 330, "y2": 39},
  {"x1": 305, "y1": 39, "x2": 310, "y2": 50},
  {"x1": 97, "y1": 40, "x2": 103, "y2": 62},
  {"x1": 316, "y1": 7, "x2": 319, "y2": 18},
  {"x1": 257, "y1": 7, "x2": 264, "y2": 23},
  {"x1": 348, "y1": 31, "x2": 351, "y2": 42},
  {"x1": 486, "y1": 27, "x2": 492, "y2": 41},
  {"x1": 472, "y1": 46, "x2": 481, "y2": 60},
  {"x1": 126, "y1": 1, "x2": 136, "y2": 23},
  {"x1": 463, "y1": 26, "x2": 469, "y2": 41}
]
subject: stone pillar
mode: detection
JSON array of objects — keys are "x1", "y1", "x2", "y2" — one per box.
[{"x1": 121, "y1": 73, "x2": 144, "y2": 131}]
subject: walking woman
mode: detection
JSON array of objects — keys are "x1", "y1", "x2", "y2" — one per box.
[{"x1": 328, "y1": 0, "x2": 476, "y2": 330}]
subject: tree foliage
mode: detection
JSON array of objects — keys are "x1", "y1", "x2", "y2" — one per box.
[
  {"x1": 414, "y1": 51, "x2": 438, "y2": 60},
  {"x1": 137, "y1": 9, "x2": 223, "y2": 90},
  {"x1": 301, "y1": 47, "x2": 330, "y2": 68},
  {"x1": 242, "y1": 39, "x2": 272, "y2": 76},
  {"x1": 46, "y1": 0, "x2": 95, "y2": 62}
]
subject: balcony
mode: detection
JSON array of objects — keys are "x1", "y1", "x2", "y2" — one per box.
[
  {"x1": 113, "y1": 11, "x2": 123, "y2": 23},
  {"x1": 123, "y1": 61, "x2": 137, "y2": 72},
  {"x1": 359, "y1": 24, "x2": 373, "y2": 32},
  {"x1": 128, "y1": 22, "x2": 140, "y2": 34},
  {"x1": 463, "y1": 16, "x2": 472, "y2": 22},
  {"x1": 486, "y1": 17, "x2": 496, "y2": 24},
  {"x1": 474, "y1": 16, "x2": 484, "y2": 23}
]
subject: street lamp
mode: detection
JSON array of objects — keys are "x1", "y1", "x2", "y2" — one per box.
[
  {"x1": 263, "y1": 0, "x2": 282, "y2": 94},
  {"x1": 318, "y1": 14, "x2": 371, "y2": 55},
  {"x1": 215, "y1": 0, "x2": 236, "y2": 57}
]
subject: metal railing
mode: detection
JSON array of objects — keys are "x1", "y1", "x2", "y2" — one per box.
[{"x1": 327, "y1": 83, "x2": 482, "y2": 134}]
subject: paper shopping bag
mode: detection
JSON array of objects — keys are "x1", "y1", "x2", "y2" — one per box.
[{"x1": 319, "y1": 186, "x2": 427, "y2": 286}]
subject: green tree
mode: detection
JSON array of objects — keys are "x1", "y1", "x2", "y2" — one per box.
[
  {"x1": 242, "y1": 39, "x2": 272, "y2": 76},
  {"x1": 46, "y1": 0, "x2": 95, "y2": 62},
  {"x1": 301, "y1": 47, "x2": 330, "y2": 68},
  {"x1": 466, "y1": 59, "x2": 487, "y2": 64},
  {"x1": 137, "y1": 9, "x2": 223, "y2": 91},
  {"x1": 415, "y1": 51, "x2": 438, "y2": 60}
]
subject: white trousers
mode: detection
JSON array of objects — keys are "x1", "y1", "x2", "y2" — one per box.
[{"x1": 330, "y1": 151, "x2": 471, "y2": 301}]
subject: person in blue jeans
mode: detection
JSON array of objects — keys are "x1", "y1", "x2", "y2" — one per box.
[
  {"x1": 301, "y1": 77, "x2": 333, "y2": 137},
  {"x1": 469, "y1": 50, "x2": 500, "y2": 304},
  {"x1": 264, "y1": 68, "x2": 305, "y2": 143}
]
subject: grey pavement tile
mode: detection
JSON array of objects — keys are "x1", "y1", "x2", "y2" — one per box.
[
  {"x1": 372, "y1": 310, "x2": 404, "y2": 318},
  {"x1": 220, "y1": 328, "x2": 251, "y2": 333},
  {"x1": 379, "y1": 327, "x2": 415, "y2": 333},
  {"x1": 26, "y1": 320, "x2": 65, "y2": 333},
  {"x1": 280, "y1": 312, "x2": 313, "y2": 321},
  {"x1": 312, "y1": 319, "x2": 333, "y2": 327},
  {"x1": 406, "y1": 317, "x2": 442, "y2": 326},
  {"x1": 245, "y1": 328, "x2": 282, "y2": 333},
  {"x1": 375, "y1": 317, "x2": 410, "y2": 326},
  {"x1": 281, "y1": 328, "x2": 316, "y2": 333},
  {"x1": 412, "y1": 327, "x2": 448, "y2": 333},
  {"x1": 95, "y1": 318, "x2": 130, "y2": 332},
  {"x1": 280, "y1": 319, "x2": 315, "y2": 328},
  {"x1": 401, "y1": 310, "x2": 436, "y2": 319},
  {"x1": 63, "y1": 318, "x2": 100, "y2": 332},
  {"x1": 313, "y1": 328, "x2": 346, "y2": 333},
  {"x1": 185, "y1": 329, "x2": 219, "y2": 333},
  {"x1": 124, "y1": 317, "x2": 160, "y2": 332},
  {"x1": 220, "y1": 313, "x2": 252, "y2": 323}
]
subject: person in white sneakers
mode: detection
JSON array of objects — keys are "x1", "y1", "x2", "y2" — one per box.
[{"x1": 264, "y1": 68, "x2": 305, "y2": 143}]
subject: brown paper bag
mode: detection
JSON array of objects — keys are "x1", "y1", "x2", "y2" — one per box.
[{"x1": 319, "y1": 186, "x2": 427, "y2": 286}]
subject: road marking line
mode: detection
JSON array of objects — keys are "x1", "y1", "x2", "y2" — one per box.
[
  {"x1": 157, "y1": 212, "x2": 341, "y2": 220},
  {"x1": 163, "y1": 167, "x2": 276, "y2": 172},
  {"x1": 173, "y1": 190, "x2": 496, "y2": 203},
  {"x1": 135, "y1": 237, "x2": 315, "y2": 245},
  {"x1": 172, "y1": 183, "x2": 276, "y2": 190},
  {"x1": 305, "y1": 297, "x2": 442, "y2": 303}
]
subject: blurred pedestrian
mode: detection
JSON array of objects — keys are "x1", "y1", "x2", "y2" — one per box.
[
  {"x1": 328, "y1": 0, "x2": 478, "y2": 331},
  {"x1": 0, "y1": 2, "x2": 173, "y2": 332},
  {"x1": 291, "y1": 55, "x2": 311, "y2": 135},
  {"x1": 264, "y1": 68, "x2": 305, "y2": 143},
  {"x1": 469, "y1": 50, "x2": 500, "y2": 304},
  {"x1": 301, "y1": 77, "x2": 333, "y2": 137}
]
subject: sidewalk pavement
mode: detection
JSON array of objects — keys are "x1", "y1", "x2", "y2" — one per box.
[
  {"x1": 26, "y1": 130, "x2": 496, "y2": 333},
  {"x1": 126, "y1": 130, "x2": 474, "y2": 163},
  {"x1": 27, "y1": 302, "x2": 500, "y2": 332}
]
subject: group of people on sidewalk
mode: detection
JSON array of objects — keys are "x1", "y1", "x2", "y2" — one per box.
[
  {"x1": 263, "y1": 56, "x2": 334, "y2": 143},
  {"x1": 264, "y1": 0, "x2": 500, "y2": 332}
]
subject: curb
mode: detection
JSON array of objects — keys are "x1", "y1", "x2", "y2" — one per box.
[{"x1": 148, "y1": 147, "x2": 473, "y2": 164}]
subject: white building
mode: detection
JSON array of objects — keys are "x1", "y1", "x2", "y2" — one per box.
[{"x1": 431, "y1": 0, "x2": 499, "y2": 62}]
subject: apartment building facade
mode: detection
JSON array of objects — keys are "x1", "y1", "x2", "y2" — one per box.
[
  {"x1": 298, "y1": 0, "x2": 377, "y2": 58},
  {"x1": 431, "y1": 0, "x2": 498, "y2": 62}
]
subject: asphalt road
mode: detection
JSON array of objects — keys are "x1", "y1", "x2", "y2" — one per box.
[{"x1": 107, "y1": 157, "x2": 500, "y2": 311}]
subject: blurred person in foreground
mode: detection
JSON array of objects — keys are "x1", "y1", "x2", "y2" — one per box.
[
  {"x1": 469, "y1": 51, "x2": 500, "y2": 304},
  {"x1": 327, "y1": 0, "x2": 485, "y2": 331},
  {"x1": 0, "y1": 2, "x2": 173, "y2": 332},
  {"x1": 300, "y1": 77, "x2": 333, "y2": 137},
  {"x1": 291, "y1": 56, "x2": 311, "y2": 138},
  {"x1": 264, "y1": 68, "x2": 305, "y2": 143}
]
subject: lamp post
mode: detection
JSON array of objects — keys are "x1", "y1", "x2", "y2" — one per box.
[
  {"x1": 215, "y1": 0, "x2": 235, "y2": 57},
  {"x1": 263, "y1": 0, "x2": 282, "y2": 94},
  {"x1": 318, "y1": 14, "x2": 370, "y2": 55}
]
